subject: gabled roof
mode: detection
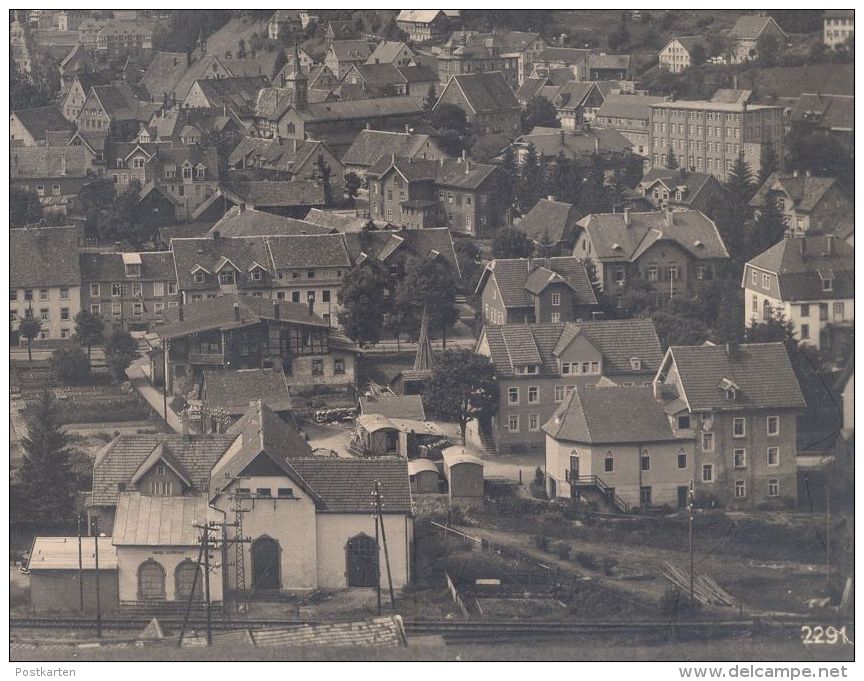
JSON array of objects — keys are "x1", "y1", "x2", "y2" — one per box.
[
  {"x1": 664, "y1": 35, "x2": 709, "y2": 54},
  {"x1": 543, "y1": 385, "x2": 681, "y2": 444},
  {"x1": 397, "y1": 10, "x2": 446, "y2": 24},
  {"x1": 209, "y1": 206, "x2": 332, "y2": 238},
  {"x1": 360, "y1": 394, "x2": 426, "y2": 420},
  {"x1": 139, "y1": 51, "x2": 190, "y2": 98},
  {"x1": 367, "y1": 40, "x2": 413, "y2": 65},
  {"x1": 112, "y1": 493, "x2": 217, "y2": 546},
  {"x1": 790, "y1": 93, "x2": 854, "y2": 132},
  {"x1": 341, "y1": 129, "x2": 436, "y2": 168},
  {"x1": 296, "y1": 97, "x2": 424, "y2": 123},
  {"x1": 79, "y1": 250, "x2": 175, "y2": 282},
  {"x1": 483, "y1": 319, "x2": 661, "y2": 377},
  {"x1": 342, "y1": 227, "x2": 461, "y2": 277},
  {"x1": 477, "y1": 256, "x2": 596, "y2": 309},
  {"x1": 10, "y1": 226, "x2": 82, "y2": 288},
  {"x1": 588, "y1": 54, "x2": 630, "y2": 71},
  {"x1": 10, "y1": 145, "x2": 89, "y2": 178},
  {"x1": 171, "y1": 233, "x2": 274, "y2": 287},
  {"x1": 537, "y1": 47, "x2": 591, "y2": 64},
  {"x1": 89, "y1": 83, "x2": 139, "y2": 117},
  {"x1": 747, "y1": 235, "x2": 854, "y2": 301},
  {"x1": 303, "y1": 208, "x2": 369, "y2": 233},
  {"x1": 221, "y1": 181, "x2": 325, "y2": 208},
  {"x1": 728, "y1": 14, "x2": 788, "y2": 41},
  {"x1": 515, "y1": 77, "x2": 548, "y2": 103},
  {"x1": 597, "y1": 94, "x2": 667, "y2": 121},
  {"x1": 639, "y1": 170, "x2": 723, "y2": 207},
  {"x1": 749, "y1": 172, "x2": 846, "y2": 213},
  {"x1": 190, "y1": 76, "x2": 268, "y2": 112},
  {"x1": 514, "y1": 126, "x2": 632, "y2": 159},
  {"x1": 577, "y1": 209, "x2": 728, "y2": 261},
  {"x1": 665, "y1": 343, "x2": 805, "y2": 412},
  {"x1": 128, "y1": 442, "x2": 193, "y2": 488},
  {"x1": 290, "y1": 458, "x2": 412, "y2": 514},
  {"x1": 440, "y1": 71, "x2": 520, "y2": 114},
  {"x1": 328, "y1": 39, "x2": 373, "y2": 63},
  {"x1": 266, "y1": 233, "x2": 352, "y2": 270},
  {"x1": 89, "y1": 433, "x2": 236, "y2": 506},
  {"x1": 203, "y1": 368, "x2": 293, "y2": 415},
  {"x1": 12, "y1": 106, "x2": 74, "y2": 140},
  {"x1": 518, "y1": 199, "x2": 584, "y2": 244},
  {"x1": 349, "y1": 62, "x2": 404, "y2": 86}
]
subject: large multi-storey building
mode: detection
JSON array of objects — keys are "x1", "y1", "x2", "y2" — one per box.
[
  {"x1": 649, "y1": 96, "x2": 784, "y2": 181},
  {"x1": 658, "y1": 36, "x2": 709, "y2": 73},
  {"x1": 823, "y1": 10, "x2": 854, "y2": 49},
  {"x1": 433, "y1": 71, "x2": 521, "y2": 139}
]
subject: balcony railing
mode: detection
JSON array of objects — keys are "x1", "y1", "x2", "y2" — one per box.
[{"x1": 188, "y1": 352, "x2": 225, "y2": 364}]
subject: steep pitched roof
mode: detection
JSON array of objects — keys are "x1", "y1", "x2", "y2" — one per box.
[
  {"x1": 367, "y1": 40, "x2": 413, "y2": 65},
  {"x1": 665, "y1": 35, "x2": 709, "y2": 54},
  {"x1": 728, "y1": 14, "x2": 787, "y2": 40},
  {"x1": 303, "y1": 208, "x2": 368, "y2": 233},
  {"x1": 209, "y1": 206, "x2": 332, "y2": 238},
  {"x1": 90, "y1": 83, "x2": 140, "y2": 117},
  {"x1": 639, "y1": 170, "x2": 723, "y2": 207},
  {"x1": 10, "y1": 226, "x2": 82, "y2": 288},
  {"x1": 290, "y1": 458, "x2": 412, "y2": 513},
  {"x1": 297, "y1": 97, "x2": 423, "y2": 123},
  {"x1": 667, "y1": 343, "x2": 805, "y2": 412},
  {"x1": 79, "y1": 251, "x2": 175, "y2": 282},
  {"x1": 139, "y1": 51, "x2": 190, "y2": 98},
  {"x1": 10, "y1": 145, "x2": 89, "y2": 178},
  {"x1": 221, "y1": 181, "x2": 325, "y2": 208},
  {"x1": 359, "y1": 394, "x2": 426, "y2": 420},
  {"x1": 342, "y1": 227, "x2": 461, "y2": 277},
  {"x1": 328, "y1": 39, "x2": 373, "y2": 63},
  {"x1": 12, "y1": 106, "x2": 74, "y2": 139},
  {"x1": 478, "y1": 257, "x2": 596, "y2": 309},
  {"x1": 577, "y1": 209, "x2": 729, "y2": 261},
  {"x1": 543, "y1": 385, "x2": 681, "y2": 444},
  {"x1": 170, "y1": 234, "x2": 274, "y2": 290},
  {"x1": 191, "y1": 76, "x2": 269, "y2": 112},
  {"x1": 341, "y1": 130, "x2": 434, "y2": 168},
  {"x1": 350, "y1": 62, "x2": 404, "y2": 86},
  {"x1": 266, "y1": 233, "x2": 352, "y2": 270},
  {"x1": 203, "y1": 369, "x2": 292, "y2": 415},
  {"x1": 537, "y1": 47, "x2": 591, "y2": 65},
  {"x1": 747, "y1": 235, "x2": 854, "y2": 301},
  {"x1": 597, "y1": 94, "x2": 667, "y2": 120},
  {"x1": 518, "y1": 199, "x2": 584, "y2": 243},
  {"x1": 483, "y1": 319, "x2": 661, "y2": 377},
  {"x1": 790, "y1": 93, "x2": 854, "y2": 132},
  {"x1": 589, "y1": 54, "x2": 630, "y2": 71},
  {"x1": 396, "y1": 10, "x2": 445, "y2": 24},
  {"x1": 749, "y1": 172, "x2": 845, "y2": 212},
  {"x1": 442, "y1": 71, "x2": 520, "y2": 114},
  {"x1": 515, "y1": 77, "x2": 548, "y2": 103},
  {"x1": 515, "y1": 126, "x2": 632, "y2": 159}
]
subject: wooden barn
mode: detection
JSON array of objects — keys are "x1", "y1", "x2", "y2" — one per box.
[
  {"x1": 408, "y1": 458, "x2": 442, "y2": 494},
  {"x1": 441, "y1": 446, "x2": 484, "y2": 507}
]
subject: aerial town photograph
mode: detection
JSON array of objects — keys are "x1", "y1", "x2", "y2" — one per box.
[{"x1": 6, "y1": 6, "x2": 855, "y2": 671}]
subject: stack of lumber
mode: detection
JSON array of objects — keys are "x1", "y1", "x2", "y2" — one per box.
[{"x1": 662, "y1": 561, "x2": 735, "y2": 607}]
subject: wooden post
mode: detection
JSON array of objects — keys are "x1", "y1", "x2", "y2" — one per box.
[
  {"x1": 93, "y1": 519, "x2": 102, "y2": 638},
  {"x1": 375, "y1": 481, "x2": 396, "y2": 609},
  {"x1": 162, "y1": 338, "x2": 168, "y2": 422},
  {"x1": 77, "y1": 514, "x2": 84, "y2": 613},
  {"x1": 178, "y1": 532, "x2": 207, "y2": 647},
  {"x1": 373, "y1": 502, "x2": 382, "y2": 616},
  {"x1": 203, "y1": 524, "x2": 213, "y2": 646},
  {"x1": 688, "y1": 481, "x2": 694, "y2": 605}
]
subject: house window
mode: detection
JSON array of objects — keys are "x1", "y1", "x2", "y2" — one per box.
[
  {"x1": 648, "y1": 265, "x2": 658, "y2": 282},
  {"x1": 60, "y1": 287, "x2": 69, "y2": 300},
  {"x1": 291, "y1": 291, "x2": 300, "y2": 303},
  {"x1": 10, "y1": 290, "x2": 17, "y2": 301},
  {"x1": 90, "y1": 304, "x2": 101, "y2": 314},
  {"x1": 251, "y1": 270, "x2": 263, "y2": 282},
  {"x1": 528, "y1": 386, "x2": 538, "y2": 403},
  {"x1": 24, "y1": 289, "x2": 33, "y2": 301},
  {"x1": 334, "y1": 358, "x2": 345, "y2": 374},
  {"x1": 768, "y1": 479, "x2": 779, "y2": 497},
  {"x1": 551, "y1": 292, "x2": 561, "y2": 306},
  {"x1": 604, "y1": 453, "x2": 614, "y2": 473},
  {"x1": 528, "y1": 414, "x2": 539, "y2": 432},
  {"x1": 508, "y1": 387, "x2": 519, "y2": 404},
  {"x1": 554, "y1": 385, "x2": 565, "y2": 402},
  {"x1": 819, "y1": 303, "x2": 828, "y2": 321},
  {"x1": 256, "y1": 488, "x2": 272, "y2": 497},
  {"x1": 39, "y1": 288, "x2": 48, "y2": 300},
  {"x1": 702, "y1": 464, "x2": 714, "y2": 483},
  {"x1": 702, "y1": 432, "x2": 714, "y2": 451},
  {"x1": 800, "y1": 303, "x2": 809, "y2": 317},
  {"x1": 833, "y1": 302, "x2": 845, "y2": 319},
  {"x1": 322, "y1": 290, "x2": 331, "y2": 303},
  {"x1": 640, "y1": 453, "x2": 650, "y2": 471},
  {"x1": 677, "y1": 453, "x2": 687, "y2": 469},
  {"x1": 167, "y1": 282, "x2": 177, "y2": 295},
  {"x1": 508, "y1": 414, "x2": 519, "y2": 432},
  {"x1": 193, "y1": 272, "x2": 205, "y2": 284},
  {"x1": 734, "y1": 480, "x2": 746, "y2": 499},
  {"x1": 39, "y1": 309, "x2": 49, "y2": 321},
  {"x1": 133, "y1": 302, "x2": 143, "y2": 316},
  {"x1": 614, "y1": 269, "x2": 626, "y2": 284},
  {"x1": 60, "y1": 308, "x2": 70, "y2": 321},
  {"x1": 766, "y1": 416, "x2": 779, "y2": 436},
  {"x1": 767, "y1": 447, "x2": 779, "y2": 467},
  {"x1": 677, "y1": 414, "x2": 691, "y2": 430},
  {"x1": 307, "y1": 270, "x2": 315, "y2": 279},
  {"x1": 219, "y1": 270, "x2": 235, "y2": 285},
  {"x1": 733, "y1": 449, "x2": 746, "y2": 468},
  {"x1": 822, "y1": 277, "x2": 833, "y2": 292},
  {"x1": 733, "y1": 417, "x2": 745, "y2": 437},
  {"x1": 131, "y1": 282, "x2": 142, "y2": 296},
  {"x1": 312, "y1": 359, "x2": 324, "y2": 375},
  {"x1": 801, "y1": 324, "x2": 810, "y2": 340},
  {"x1": 551, "y1": 312, "x2": 560, "y2": 323}
]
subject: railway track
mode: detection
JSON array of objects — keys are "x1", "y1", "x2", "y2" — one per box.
[{"x1": 11, "y1": 616, "x2": 850, "y2": 645}]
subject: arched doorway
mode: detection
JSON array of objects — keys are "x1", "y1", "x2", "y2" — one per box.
[
  {"x1": 138, "y1": 559, "x2": 166, "y2": 601},
  {"x1": 175, "y1": 559, "x2": 203, "y2": 601},
  {"x1": 251, "y1": 536, "x2": 280, "y2": 591},
  {"x1": 346, "y1": 533, "x2": 379, "y2": 587}
]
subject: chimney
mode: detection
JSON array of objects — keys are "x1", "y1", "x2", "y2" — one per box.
[
  {"x1": 273, "y1": 300, "x2": 280, "y2": 319},
  {"x1": 805, "y1": 169, "x2": 811, "y2": 178},
  {"x1": 623, "y1": 207, "x2": 631, "y2": 226},
  {"x1": 465, "y1": 159, "x2": 470, "y2": 174},
  {"x1": 799, "y1": 237, "x2": 807, "y2": 259},
  {"x1": 664, "y1": 205, "x2": 674, "y2": 227},
  {"x1": 594, "y1": 137, "x2": 599, "y2": 154},
  {"x1": 391, "y1": 152, "x2": 396, "y2": 164},
  {"x1": 405, "y1": 124, "x2": 410, "y2": 133},
  {"x1": 792, "y1": 170, "x2": 799, "y2": 178},
  {"x1": 547, "y1": 195, "x2": 555, "y2": 201},
  {"x1": 725, "y1": 342, "x2": 739, "y2": 360},
  {"x1": 292, "y1": 139, "x2": 297, "y2": 152},
  {"x1": 212, "y1": 229, "x2": 220, "y2": 240},
  {"x1": 439, "y1": 157, "x2": 445, "y2": 167},
  {"x1": 238, "y1": 202, "x2": 246, "y2": 213},
  {"x1": 733, "y1": 74, "x2": 738, "y2": 91},
  {"x1": 826, "y1": 234, "x2": 834, "y2": 256},
  {"x1": 461, "y1": 149, "x2": 467, "y2": 163},
  {"x1": 60, "y1": 153, "x2": 67, "y2": 176},
  {"x1": 233, "y1": 301, "x2": 240, "y2": 321},
  {"x1": 366, "y1": 122, "x2": 371, "y2": 130}
]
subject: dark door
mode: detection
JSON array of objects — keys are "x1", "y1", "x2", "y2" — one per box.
[
  {"x1": 346, "y1": 534, "x2": 379, "y2": 587},
  {"x1": 251, "y1": 537, "x2": 280, "y2": 590},
  {"x1": 677, "y1": 486, "x2": 689, "y2": 509}
]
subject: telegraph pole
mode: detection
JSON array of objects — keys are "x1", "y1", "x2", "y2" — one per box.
[
  {"x1": 77, "y1": 514, "x2": 84, "y2": 613},
  {"x1": 202, "y1": 523, "x2": 213, "y2": 646},
  {"x1": 372, "y1": 494, "x2": 382, "y2": 616},
  {"x1": 374, "y1": 481, "x2": 396, "y2": 609},
  {"x1": 826, "y1": 485, "x2": 831, "y2": 590},
  {"x1": 178, "y1": 533, "x2": 206, "y2": 647},
  {"x1": 162, "y1": 338, "x2": 168, "y2": 423},
  {"x1": 688, "y1": 480, "x2": 695, "y2": 605},
  {"x1": 93, "y1": 519, "x2": 102, "y2": 638}
]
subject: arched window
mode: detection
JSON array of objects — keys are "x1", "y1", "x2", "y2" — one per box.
[
  {"x1": 175, "y1": 559, "x2": 203, "y2": 601},
  {"x1": 138, "y1": 559, "x2": 166, "y2": 600}
]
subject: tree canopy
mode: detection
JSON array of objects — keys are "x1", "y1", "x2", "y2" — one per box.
[
  {"x1": 10, "y1": 187, "x2": 43, "y2": 228},
  {"x1": 337, "y1": 262, "x2": 392, "y2": 348},
  {"x1": 390, "y1": 255, "x2": 459, "y2": 344},
  {"x1": 104, "y1": 329, "x2": 138, "y2": 382},
  {"x1": 51, "y1": 345, "x2": 92, "y2": 385},
  {"x1": 521, "y1": 96, "x2": 560, "y2": 132},
  {"x1": 492, "y1": 227, "x2": 534, "y2": 259},
  {"x1": 73, "y1": 310, "x2": 105, "y2": 364}
]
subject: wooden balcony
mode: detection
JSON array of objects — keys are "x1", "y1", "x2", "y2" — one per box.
[{"x1": 188, "y1": 352, "x2": 225, "y2": 365}]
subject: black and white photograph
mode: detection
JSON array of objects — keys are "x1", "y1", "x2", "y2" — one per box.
[{"x1": 6, "y1": 5, "x2": 856, "y2": 670}]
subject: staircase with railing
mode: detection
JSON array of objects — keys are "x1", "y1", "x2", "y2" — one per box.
[{"x1": 568, "y1": 474, "x2": 631, "y2": 513}]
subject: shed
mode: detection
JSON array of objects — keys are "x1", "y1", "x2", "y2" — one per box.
[
  {"x1": 28, "y1": 536, "x2": 120, "y2": 613},
  {"x1": 352, "y1": 414, "x2": 445, "y2": 457},
  {"x1": 441, "y1": 446, "x2": 484, "y2": 506},
  {"x1": 408, "y1": 458, "x2": 441, "y2": 494}
]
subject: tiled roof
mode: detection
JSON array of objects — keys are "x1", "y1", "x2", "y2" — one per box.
[
  {"x1": 435, "y1": 159, "x2": 498, "y2": 190},
  {"x1": 139, "y1": 51, "x2": 190, "y2": 98},
  {"x1": 222, "y1": 181, "x2": 325, "y2": 208},
  {"x1": 298, "y1": 97, "x2": 423, "y2": 123},
  {"x1": 342, "y1": 130, "x2": 434, "y2": 168},
  {"x1": 342, "y1": 227, "x2": 461, "y2": 277},
  {"x1": 515, "y1": 126, "x2": 632, "y2": 159},
  {"x1": 12, "y1": 106, "x2": 74, "y2": 139},
  {"x1": 203, "y1": 368, "x2": 293, "y2": 414},
  {"x1": 192, "y1": 76, "x2": 268, "y2": 112},
  {"x1": 10, "y1": 226, "x2": 82, "y2": 288},
  {"x1": 537, "y1": 47, "x2": 591, "y2": 64},
  {"x1": 397, "y1": 65, "x2": 437, "y2": 83},
  {"x1": 444, "y1": 71, "x2": 520, "y2": 114},
  {"x1": 266, "y1": 233, "x2": 352, "y2": 271},
  {"x1": 553, "y1": 81, "x2": 597, "y2": 109},
  {"x1": 90, "y1": 83, "x2": 140, "y2": 116},
  {"x1": 668, "y1": 343, "x2": 805, "y2": 412},
  {"x1": 329, "y1": 39, "x2": 373, "y2": 63},
  {"x1": 517, "y1": 199, "x2": 583, "y2": 243},
  {"x1": 747, "y1": 235, "x2": 854, "y2": 301},
  {"x1": 90, "y1": 433, "x2": 236, "y2": 506},
  {"x1": 729, "y1": 14, "x2": 786, "y2": 40},
  {"x1": 10, "y1": 145, "x2": 89, "y2": 178},
  {"x1": 79, "y1": 250, "x2": 175, "y2": 282},
  {"x1": 790, "y1": 93, "x2": 854, "y2": 132},
  {"x1": 544, "y1": 385, "x2": 680, "y2": 444},
  {"x1": 639, "y1": 170, "x2": 720, "y2": 207},
  {"x1": 666, "y1": 35, "x2": 709, "y2": 54},
  {"x1": 478, "y1": 257, "x2": 596, "y2": 309},
  {"x1": 750, "y1": 173, "x2": 846, "y2": 213},
  {"x1": 271, "y1": 9, "x2": 301, "y2": 24},
  {"x1": 515, "y1": 77, "x2": 547, "y2": 103},
  {"x1": 589, "y1": 54, "x2": 630, "y2": 70},
  {"x1": 112, "y1": 493, "x2": 218, "y2": 546},
  {"x1": 597, "y1": 94, "x2": 666, "y2": 120},
  {"x1": 28, "y1": 537, "x2": 118, "y2": 571},
  {"x1": 360, "y1": 394, "x2": 426, "y2": 420},
  {"x1": 209, "y1": 206, "x2": 332, "y2": 238},
  {"x1": 351, "y1": 63, "x2": 404, "y2": 86},
  {"x1": 291, "y1": 458, "x2": 412, "y2": 514},
  {"x1": 303, "y1": 208, "x2": 368, "y2": 232},
  {"x1": 156, "y1": 294, "x2": 328, "y2": 340},
  {"x1": 253, "y1": 87, "x2": 296, "y2": 121},
  {"x1": 483, "y1": 319, "x2": 661, "y2": 377},
  {"x1": 397, "y1": 10, "x2": 444, "y2": 23},
  {"x1": 170, "y1": 234, "x2": 273, "y2": 291},
  {"x1": 578, "y1": 209, "x2": 728, "y2": 261},
  {"x1": 327, "y1": 20, "x2": 359, "y2": 39}
]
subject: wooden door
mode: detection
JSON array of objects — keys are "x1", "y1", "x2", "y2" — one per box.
[
  {"x1": 346, "y1": 534, "x2": 379, "y2": 588},
  {"x1": 251, "y1": 537, "x2": 280, "y2": 591}
]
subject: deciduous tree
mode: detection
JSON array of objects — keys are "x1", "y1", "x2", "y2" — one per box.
[
  {"x1": 492, "y1": 227, "x2": 534, "y2": 259},
  {"x1": 521, "y1": 96, "x2": 559, "y2": 132},
  {"x1": 51, "y1": 345, "x2": 91, "y2": 385},
  {"x1": 344, "y1": 171, "x2": 362, "y2": 207},
  {"x1": 10, "y1": 187, "x2": 43, "y2": 228},
  {"x1": 391, "y1": 255, "x2": 459, "y2": 345},
  {"x1": 104, "y1": 329, "x2": 138, "y2": 382},
  {"x1": 337, "y1": 262, "x2": 392, "y2": 347},
  {"x1": 18, "y1": 314, "x2": 42, "y2": 361},
  {"x1": 73, "y1": 310, "x2": 105, "y2": 365},
  {"x1": 517, "y1": 143, "x2": 545, "y2": 214}
]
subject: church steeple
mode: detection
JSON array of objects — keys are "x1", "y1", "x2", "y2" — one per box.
[{"x1": 286, "y1": 43, "x2": 307, "y2": 110}]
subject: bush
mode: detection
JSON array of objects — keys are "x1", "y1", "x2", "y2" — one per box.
[
  {"x1": 534, "y1": 534, "x2": 550, "y2": 552},
  {"x1": 50, "y1": 345, "x2": 91, "y2": 385},
  {"x1": 602, "y1": 557, "x2": 618, "y2": 575},
  {"x1": 574, "y1": 551, "x2": 599, "y2": 570},
  {"x1": 553, "y1": 541, "x2": 571, "y2": 561}
]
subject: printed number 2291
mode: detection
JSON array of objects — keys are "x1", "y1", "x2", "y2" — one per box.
[{"x1": 801, "y1": 625, "x2": 851, "y2": 645}]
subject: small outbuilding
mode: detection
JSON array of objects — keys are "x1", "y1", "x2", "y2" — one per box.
[
  {"x1": 28, "y1": 536, "x2": 119, "y2": 613},
  {"x1": 408, "y1": 458, "x2": 442, "y2": 494},
  {"x1": 441, "y1": 446, "x2": 484, "y2": 507},
  {"x1": 352, "y1": 414, "x2": 445, "y2": 457}
]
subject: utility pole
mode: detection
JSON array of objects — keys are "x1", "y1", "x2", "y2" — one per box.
[
  {"x1": 372, "y1": 493, "x2": 382, "y2": 616},
  {"x1": 374, "y1": 481, "x2": 396, "y2": 610},
  {"x1": 688, "y1": 480, "x2": 695, "y2": 605},
  {"x1": 178, "y1": 533, "x2": 206, "y2": 647},
  {"x1": 826, "y1": 485, "x2": 831, "y2": 590},
  {"x1": 93, "y1": 518, "x2": 102, "y2": 638},
  {"x1": 202, "y1": 523, "x2": 213, "y2": 646},
  {"x1": 77, "y1": 514, "x2": 84, "y2": 613},
  {"x1": 162, "y1": 338, "x2": 168, "y2": 423}
]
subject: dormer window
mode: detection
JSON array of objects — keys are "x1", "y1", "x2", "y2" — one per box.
[
  {"x1": 219, "y1": 270, "x2": 235, "y2": 285},
  {"x1": 821, "y1": 276, "x2": 833, "y2": 292},
  {"x1": 194, "y1": 271, "x2": 205, "y2": 284},
  {"x1": 125, "y1": 263, "x2": 141, "y2": 277},
  {"x1": 630, "y1": 357, "x2": 641, "y2": 371},
  {"x1": 251, "y1": 269, "x2": 263, "y2": 281},
  {"x1": 726, "y1": 388, "x2": 737, "y2": 401},
  {"x1": 196, "y1": 164, "x2": 206, "y2": 179},
  {"x1": 182, "y1": 164, "x2": 192, "y2": 180},
  {"x1": 677, "y1": 414, "x2": 691, "y2": 430},
  {"x1": 116, "y1": 157, "x2": 124, "y2": 167}
]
